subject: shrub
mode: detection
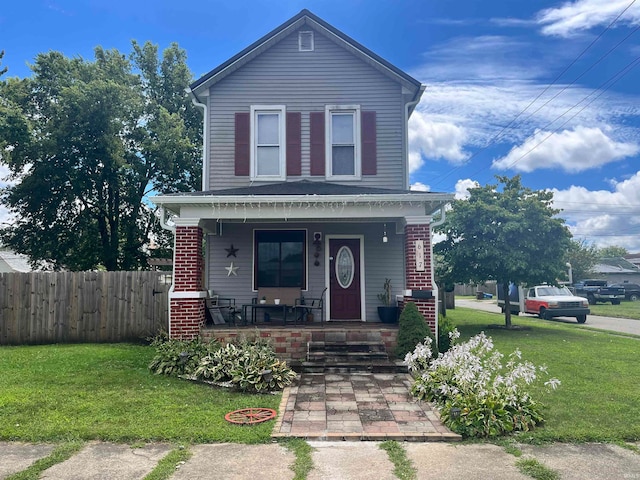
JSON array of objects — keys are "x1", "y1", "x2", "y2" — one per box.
[
  {"x1": 406, "y1": 330, "x2": 560, "y2": 438},
  {"x1": 194, "y1": 338, "x2": 296, "y2": 393},
  {"x1": 437, "y1": 315, "x2": 456, "y2": 354},
  {"x1": 148, "y1": 335, "x2": 219, "y2": 376},
  {"x1": 395, "y1": 302, "x2": 434, "y2": 358}
]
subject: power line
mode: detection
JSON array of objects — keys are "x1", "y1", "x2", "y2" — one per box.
[
  {"x1": 427, "y1": 0, "x2": 639, "y2": 189},
  {"x1": 501, "y1": 55, "x2": 640, "y2": 171}
]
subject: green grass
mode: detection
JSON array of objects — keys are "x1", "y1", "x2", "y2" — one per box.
[
  {"x1": 281, "y1": 438, "x2": 314, "y2": 480},
  {"x1": 447, "y1": 308, "x2": 640, "y2": 443},
  {"x1": 515, "y1": 458, "x2": 560, "y2": 480},
  {"x1": 587, "y1": 301, "x2": 640, "y2": 320},
  {"x1": 5, "y1": 441, "x2": 84, "y2": 480},
  {"x1": 143, "y1": 446, "x2": 192, "y2": 480},
  {"x1": 0, "y1": 344, "x2": 280, "y2": 443},
  {"x1": 379, "y1": 440, "x2": 417, "y2": 480}
]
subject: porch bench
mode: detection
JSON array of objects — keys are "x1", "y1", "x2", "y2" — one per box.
[
  {"x1": 247, "y1": 287, "x2": 301, "y2": 324},
  {"x1": 256, "y1": 287, "x2": 301, "y2": 307}
]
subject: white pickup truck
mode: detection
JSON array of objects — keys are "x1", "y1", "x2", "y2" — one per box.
[{"x1": 524, "y1": 286, "x2": 590, "y2": 323}]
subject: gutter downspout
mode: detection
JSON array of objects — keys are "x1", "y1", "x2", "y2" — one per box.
[
  {"x1": 430, "y1": 206, "x2": 447, "y2": 349},
  {"x1": 404, "y1": 84, "x2": 426, "y2": 190},
  {"x1": 187, "y1": 88, "x2": 209, "y2": 191}
]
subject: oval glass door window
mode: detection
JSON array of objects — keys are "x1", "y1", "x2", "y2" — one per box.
[{"x1": 336, "y1": 246, "x2": 355, "y2": 289}]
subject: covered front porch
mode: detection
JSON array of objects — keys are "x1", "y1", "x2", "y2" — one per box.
[{"x1": 151, "y1": 181, "x2": 453, "y2": 340}]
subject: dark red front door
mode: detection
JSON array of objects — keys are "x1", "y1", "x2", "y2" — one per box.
[{"x1": 329, "y1": 238, "x2": 361, "y2": 320}]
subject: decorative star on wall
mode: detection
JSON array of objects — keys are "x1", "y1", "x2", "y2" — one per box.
[
  {"x1": 225, "y1": 262, "x2": 239, "y2": 276},
  {"x1": 225, "y1": 244, "x2": 239, "y2": 257}
]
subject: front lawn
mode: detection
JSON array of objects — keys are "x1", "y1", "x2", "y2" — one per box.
[
  {"x1": 0, "y1": 344, "x2": 280, "y2": 443},
  {"x1": 447, "y1": 308, "x2": 640, "y2": 443},
  {"x1": 587, "y1": 301, "x2": 640, "y2": 320}
]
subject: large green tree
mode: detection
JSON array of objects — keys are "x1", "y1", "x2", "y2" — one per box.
[
  {"x1": 0, "y1": 42, "x2": 201, "y2": 270},
  {"x1": 565, "y1": 239, "x2": 598, "y2": 283},
  {"x1": 597, "y1": 245, "x2": 629, "y2": 259},
  {"x1": 435, "y1": 175, "x2": 572, "y2": 327}
]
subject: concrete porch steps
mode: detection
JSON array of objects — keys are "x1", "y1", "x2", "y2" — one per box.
[{"x1": 303, "y1": 333, "x2": 404, "y2": 373}]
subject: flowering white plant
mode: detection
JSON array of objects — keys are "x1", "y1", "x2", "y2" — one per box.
[{"x1": 407, "y1": 329, "x2": 560, "y2": 438}]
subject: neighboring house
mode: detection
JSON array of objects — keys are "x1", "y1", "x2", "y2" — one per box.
[
  {"x1": 151, "y1": 10, "x2": 454, "y2": 339},
  {"x1": 592, "y1": 257, "x2": 640, "y2": 284},
  {"x1": 625, "y1": 253, "x2": 640, "y2": 269},
  {"x1": 0, "y1": 249, "x2": 33, "y2": 273}
]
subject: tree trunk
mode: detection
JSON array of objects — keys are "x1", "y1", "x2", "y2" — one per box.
[{"x1": 504, "y1": 283, "x2": 512, "y2": 328}]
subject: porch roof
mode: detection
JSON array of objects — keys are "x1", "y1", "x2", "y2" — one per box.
[{"x1": 151, "y1": 181, "x2": 454, "y2": 223}]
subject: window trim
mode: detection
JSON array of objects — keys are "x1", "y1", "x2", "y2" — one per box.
[
  {"x1": 250, "y1": 105, "x2": 286, "y2": 181},
  {"x1": 253, "y1": 229, "x2": 308, "y2": 290},
  {"x1": 325, "y1": 105, "x2": 361, "y2": 180}
]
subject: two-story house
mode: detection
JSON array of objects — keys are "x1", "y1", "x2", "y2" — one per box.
[{"x1": 151, "y1": 10, "x2": 453, "y2": 344}]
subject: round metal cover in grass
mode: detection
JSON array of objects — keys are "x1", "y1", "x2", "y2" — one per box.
[{"x1": 225, "y1": 408, "x2": 277, "y2": 425}]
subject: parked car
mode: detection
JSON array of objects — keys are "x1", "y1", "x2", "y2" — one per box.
[
  {"x1": 524, "y1": 285, "x2": 590, "y2": 323},
  {"x1": 572, "y1": 279, "x2": 625, "y2": 305},
  {"x1": 609, "y1": 283, "x2": 640, "y2": 302}
]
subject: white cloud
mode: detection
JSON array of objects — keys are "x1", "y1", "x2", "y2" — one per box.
[
  {"x1": 552, "y1": 171, "x2": 640, "y2": 251},
  {"x1": 408, "y1": 110, "x2": 469, "y2": 172},
  {"x1": 492, "y1": 126, "x2": 639, "y2": 172},
  {"x1": 410, "y1": 182, "x2": 430, "y2": 192},
  {"x1": 454, "y1": 178, "x2": 479, "y2": 199},
  {"x1": 537, "y1": 0, "x2": 640, "y2": 37},
  {"x1": 413, "y1": 36, "x2": 549, "y2": 83}
]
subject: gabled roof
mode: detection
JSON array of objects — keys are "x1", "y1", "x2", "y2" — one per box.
[
  {"x1": 595, "y1": 257, "x2": 640, "y2": 274},
  {"x1": 189, "y1": 9, "x2": 422, "y2": 98},
  {"x1": 0, "y1": 249, "x2": 33, "y2": 273}
]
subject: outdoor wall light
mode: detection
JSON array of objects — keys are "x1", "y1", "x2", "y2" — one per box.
[{"x1": 382, "y1": 223, "x2": 388, "y2": 243}]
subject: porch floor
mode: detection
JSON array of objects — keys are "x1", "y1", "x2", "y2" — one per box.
[{"x1": 271, "y1": 372, "x2": 461, "y2": 442}]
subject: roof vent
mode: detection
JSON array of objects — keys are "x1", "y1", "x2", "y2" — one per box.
[{"x1": 298, "y1": 31, "x2": 314, "y2": 52}]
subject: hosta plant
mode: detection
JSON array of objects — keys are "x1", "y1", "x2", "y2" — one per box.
[
  {"x1": 148, "y1": 335, "x2": 220, "y2": 376},
  {"x1": 406, "y1": 330, "x2": 560, "y2": 438},
  {"x1": 194, "y1": 340, "x2": 296, "y2": 393}
]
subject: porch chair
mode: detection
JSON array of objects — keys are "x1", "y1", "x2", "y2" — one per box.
[
  {"x1": 294, "y1": 287, "x2": 326, "y2": 324},
  {"x1": 205, "y1": 295, "x2": 238, "y2": 326}
]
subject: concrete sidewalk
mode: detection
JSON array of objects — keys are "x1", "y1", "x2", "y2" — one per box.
[{"x1": 2, "y1": 441, "x2": 639, "y2": 479}]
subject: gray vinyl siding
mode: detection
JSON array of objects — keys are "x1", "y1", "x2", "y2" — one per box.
[
  {"x1": 207, "y1": 26, "x2": 406, "y2": 190},
  {"x1": 206, "y1": 221, "x2": 405, "y2": 322}
]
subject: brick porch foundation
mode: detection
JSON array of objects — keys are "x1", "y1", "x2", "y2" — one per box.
[{"x1": 201, "y1": 326, "x2": 399, "y2": 362}]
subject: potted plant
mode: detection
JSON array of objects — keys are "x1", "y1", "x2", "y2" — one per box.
[
  {"x1": 377, "y1": 278, "x2": 399, "y2": 323},
  {"x1": 260, "y1": 296, "x2": 267, "y2": 304}
]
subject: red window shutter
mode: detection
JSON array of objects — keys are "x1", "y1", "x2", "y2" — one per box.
[
  {"x1": 361, "y1": 111, "x2": 377, "y2": 175},
  {"x1": 286, "y1": 112, "x2": 302, "y2": 176},
  {"x1": 310, "y1": 111, "x2": 325, "y2": 176},
  {"x1": 234, "y1": 112, "x2": 250, "y2": 176}
]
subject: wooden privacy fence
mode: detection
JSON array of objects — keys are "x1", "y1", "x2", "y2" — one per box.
[{"x1": 0, "y1": 271, "x2": 170, "y2": 345}]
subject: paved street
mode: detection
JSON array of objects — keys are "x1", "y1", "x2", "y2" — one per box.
[{"x1": 455, "y1": 298, "x2": 640, "y2": 336}]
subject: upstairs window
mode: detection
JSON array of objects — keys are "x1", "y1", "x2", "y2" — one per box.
[
  {"x1": 251, "y1": 105, "x2": 286, "y2": 180},
  {"x1": 326, "y1": 105, "x2": 361, "y2": 179},
  {"x1": 299, "y1": 31, "x2": 314, "y2": 51}
]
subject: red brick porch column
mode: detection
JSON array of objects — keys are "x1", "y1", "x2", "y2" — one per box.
[
  {"x1": 403, "y1": 216, "x2": 436, "y2": 332},
  {"x1": 169, "y1": 222, "x2": 206, "y2": 339}
]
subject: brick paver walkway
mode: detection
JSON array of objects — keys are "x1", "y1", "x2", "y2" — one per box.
[{"x1": 272, "y1": 372, "x2": 461, "y2": 441}]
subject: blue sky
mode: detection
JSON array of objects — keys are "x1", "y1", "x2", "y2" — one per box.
[{"x1": 1, "y1": 0, "x2": 639, "y2": 252}]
